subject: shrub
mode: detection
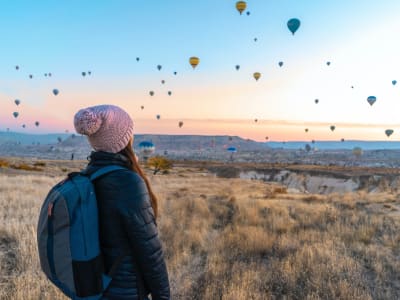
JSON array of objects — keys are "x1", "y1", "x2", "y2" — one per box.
[
  {"x1": 147, "y1": 156, "x2": 172, "y2": 175},
  {"x1": 33, "y1": 161, "x2": 46, "y2": 167},
  {"x1": 10, "y1": 163, "x2": 43, "y2": 171},
  {"x1": 0, "y1": 159, "x2": 9, "y2": 168}
]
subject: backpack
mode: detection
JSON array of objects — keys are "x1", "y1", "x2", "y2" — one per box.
[{"x1": 37, "y1": 165, "x2": 127, "y2": 300}]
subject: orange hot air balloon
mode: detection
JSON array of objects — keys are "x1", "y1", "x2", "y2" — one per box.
[
  {"x1": 253, "y1": 72, "x2": 261, "y2": 81},
  {"x1": 236, "y1": 1, "x2": 246, "y2": 14},
  {"x1": 189, "y1": 56, "x2": 199, "y2": 69}
]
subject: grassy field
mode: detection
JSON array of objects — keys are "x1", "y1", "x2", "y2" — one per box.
[{"x1": 0, "y1": 158, "x2": 399, "y2": 299}]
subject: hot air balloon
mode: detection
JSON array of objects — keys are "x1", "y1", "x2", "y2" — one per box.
[
  {"x1": 157, "y1": 65, "x2": 162, "y2": 71},
  {"x1": 330, "y1": 125, "x2": 336, "y2": 132},
  {"x1": 35, "y1": 121, "x2": 40, "y2": 127},
  {"x1": 341, "y1": 138, "x2": 345, "y2": 142},
  {"x1": 149, "y1": 91, "x2": 154, "y2": 96},
  {"x1": 141, "y1": 105, "x2": 144, "y2": 110},
  {"x1": 353, "y1": 147, "x2": 363, "y2": 158},
  {"x1": 156, "y1": 115, "x2": 161, "y2": 120},
  {"x1": 168, "y1": 91, "x2": 172, "y2": 96},
  {"x1": 287, "y1": 18, "x2": 301, "y2": 35},
  {"x1": 53, "y1": 89, "x2": 59, "y2": 96},
  {"x1": 236, "y1": 1, "x2": 246, "y2": 14},
  {"x1": 88, "y1": 71, "x2": 91, "y2": 75},
  {"x1": 253, "y1": 72, "x2": 261, "y2": 81},
  {"x1": 22, "y1": 124, "x2": 26, "y2": 128},
  {"x1": 44, "y1": 73, "x2": 48, "y2": 77},
  {"x1": 278, "y1": 61, "x2": 284, "y2": 67},
  {"x1": 173, "y1": 71, "x2": 177, "y2": 75},
  {"x1": 14, "y1": 99, "x2": 20, "y2": 106},
  {"x1": 29, "y1": 74, "x2": 33, "y2": 79},
  {"x1": 311, "y1": 140, "x2": 315, "y2": 144},
  {"x1": 48, "y1": 73, "x2": 52, "y2": 77},
  {"x1": 227, "y1": 146, "x2": 237, "y2": 153},
  {"x1": 326, "y1": 61, "x2": 331, "y2": 66},
  {"x1": 138, "y1": 141, "x2": 155, "y2": 158},
  {"x1": 57, "y1": 137, "x2": 62, "y2": 143},
  {"x1": 246, "y1": 11, "x2": 250, "y2": 16},
  {"x1": 178, "y1": 121, "x2": 183, "y2": 128},
  {"x1": 254, "y1": 119, "x2": 258, "y2": 123},
  {"x1": 305, "y1": 144, "x2": 311, "y2": 152},
  {"x1": 161, "y1": 80, "x2": 165, "y2": 84},
  {"x1": 265, "y1": 136, "x2": 269, "y2": 140},
  {"x1": 136, "y1": 57, "x2": 140, "y2": 62},
  {"x1": 235, "y1": 65, "x2": 240, "y2": 70},
  {"x1": 82, "y1": 72, "x2": 86, "y2": 77},
  {"x1": 13, "y1": 112, "x2": 19, "y2": 118},
  {"x1": 15, "y1": 65, "x2": 19, "y2": 70},
  {"x1": 254, "y1": 37, "x2": 258, "y2": 42},
  {"x1": 189, "y1": 57, "x2": 199, "y2": 69},
  {"x1": 351, "y1": 86, "x2": 354, "y2": 89},
  {"x1": 367, "y1": 96, "x2": 376, "y2": 106},
  {"x1": 392, "y1": 80, "x2": 397, "y2": 86},
  {"x1": 315, "y1": 99, "x2": 319, "y2": 104},
  {"x1": 305, "y1": 128, "x2": 308, "y2": 133},
  {"x1": 385, "y1": 129, "x2": 394, "y2": 137}
]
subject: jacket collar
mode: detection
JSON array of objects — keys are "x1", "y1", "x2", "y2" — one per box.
[{"x1": 87, "y1": 151, "x2": 131, "y2": 169}]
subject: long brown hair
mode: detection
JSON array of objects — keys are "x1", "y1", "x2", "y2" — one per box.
[{"x1": 119, "y1": 139, "x2": 158, "y2": 219}]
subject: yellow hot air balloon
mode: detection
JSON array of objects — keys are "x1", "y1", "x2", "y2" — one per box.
[
  {"x1": 189, "y1": 56, "x2": 199, "y2": 69},
  {"x1": 253, "y1": 72, "x2": 261, "y2": 81},
  {"x1": 236, "y1": 1, "x2": 247, "y2": 15}
]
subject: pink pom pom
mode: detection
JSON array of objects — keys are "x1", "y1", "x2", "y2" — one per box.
[{"x1": 74, "y1": 108, "x2": 102, "y2": 136}]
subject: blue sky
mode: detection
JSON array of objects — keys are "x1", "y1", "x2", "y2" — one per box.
[{"x1": 1, "y1": 0, "x2": 400, "y2": 141}]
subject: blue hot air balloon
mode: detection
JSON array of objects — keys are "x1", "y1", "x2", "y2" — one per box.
[
  {"x1": 367, "y1": 96, "x2": 376, "y2": 106},
  {"x1": 53, "y1": 89, "x2": 59, "y2": 96},
  {"x1": 287, "y1": 18, "x2": 301, "y2": 35},
  {"x1": 156, "y1": 114, "x2": 160, "y2": 120},
  {"x1": 278, "y1": 61, "x2": 284, "y2": 67},
  {"x1": 227, "y1": 146, "x2": 237, "y2": 153},
  {"x1": 138, "y1": 141, "x2": 155, "y2": 157},
  {"x1": 392, "y1": 80, "x2": 397, "y2": 86},
  {"x1": 385, "y1": 129, "x2": 394, "y2": 137},
  {"x1": 14, "y1": 99, "x2": 20, "y2": 106},
  {"x1": 13, "y1": 112, "x2": 19, "y2": 118}
]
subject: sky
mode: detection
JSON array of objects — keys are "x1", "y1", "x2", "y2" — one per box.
[{"x1": 1, "y1": 0, "x2": 400, "y2": 141}]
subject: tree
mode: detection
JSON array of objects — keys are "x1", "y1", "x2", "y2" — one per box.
[{"x1": 147, "y1": 156, "x2": 172, "y2": 175}]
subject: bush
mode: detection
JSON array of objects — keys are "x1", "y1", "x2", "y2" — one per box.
[
  {"x1": 147, "y1": 156, "x2": 172, "y2": 175},
  {"x1": 10, "y1": 163, "x2": 43, "y2": 171},
  {"x1": 0, "y1": 159, "x2": 9, "y2": 168},
  {"x1": 33, "y1": 161, "x2": 46, "y2": 167}
]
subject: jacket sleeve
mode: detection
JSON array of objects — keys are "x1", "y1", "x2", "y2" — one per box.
[{"x1": 117, "y1": 171, "x2": 170, "y2": 300}]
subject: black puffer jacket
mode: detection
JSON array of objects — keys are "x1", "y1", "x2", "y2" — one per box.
[{"x1": 85, "y1": 151, "x2": 170, "y2": 300}]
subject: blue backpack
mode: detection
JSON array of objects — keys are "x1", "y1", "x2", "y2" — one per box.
[{"x1": 37, "y1": 165, "x2": 127, "y2": 300}]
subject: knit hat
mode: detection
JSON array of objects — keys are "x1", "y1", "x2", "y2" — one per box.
[{"x1": 74, "y1": 104, "x2": 134, "y2": 153}]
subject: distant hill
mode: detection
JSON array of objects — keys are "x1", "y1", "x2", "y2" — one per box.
[
  {"x1": 2, "y1": 131, "x2": 400, "y2": 151},
  {"x1": 0, "y1": 131, "x2": 71, "y2": 145},
  {"x1": 268, "y1": 140, "x2": 400, "y2": 150},
  {"x1": 61, "y1": 134, "x2": 267, "y2": 152}
]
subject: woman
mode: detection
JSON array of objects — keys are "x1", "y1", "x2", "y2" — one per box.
[{"x1": 74, "y1": 104, "x2": 170, "y2": 300}]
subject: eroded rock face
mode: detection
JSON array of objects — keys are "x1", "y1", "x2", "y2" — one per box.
[{"x1": 238, "y1": 170, "x2": 400, "y2": 194}]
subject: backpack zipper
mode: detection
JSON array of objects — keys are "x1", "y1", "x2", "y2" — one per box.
[{"x1": 80, "y1": 201, "x2": 87, "y2": 256}]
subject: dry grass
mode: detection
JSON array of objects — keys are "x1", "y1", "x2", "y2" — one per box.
[{"x1": 0, "y1": 163, "x2": 400, "y2": 299}]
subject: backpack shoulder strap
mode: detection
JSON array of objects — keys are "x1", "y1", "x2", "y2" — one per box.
[{"x1": 88, "y1": 165, "x2": 127, "y2": 181}]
